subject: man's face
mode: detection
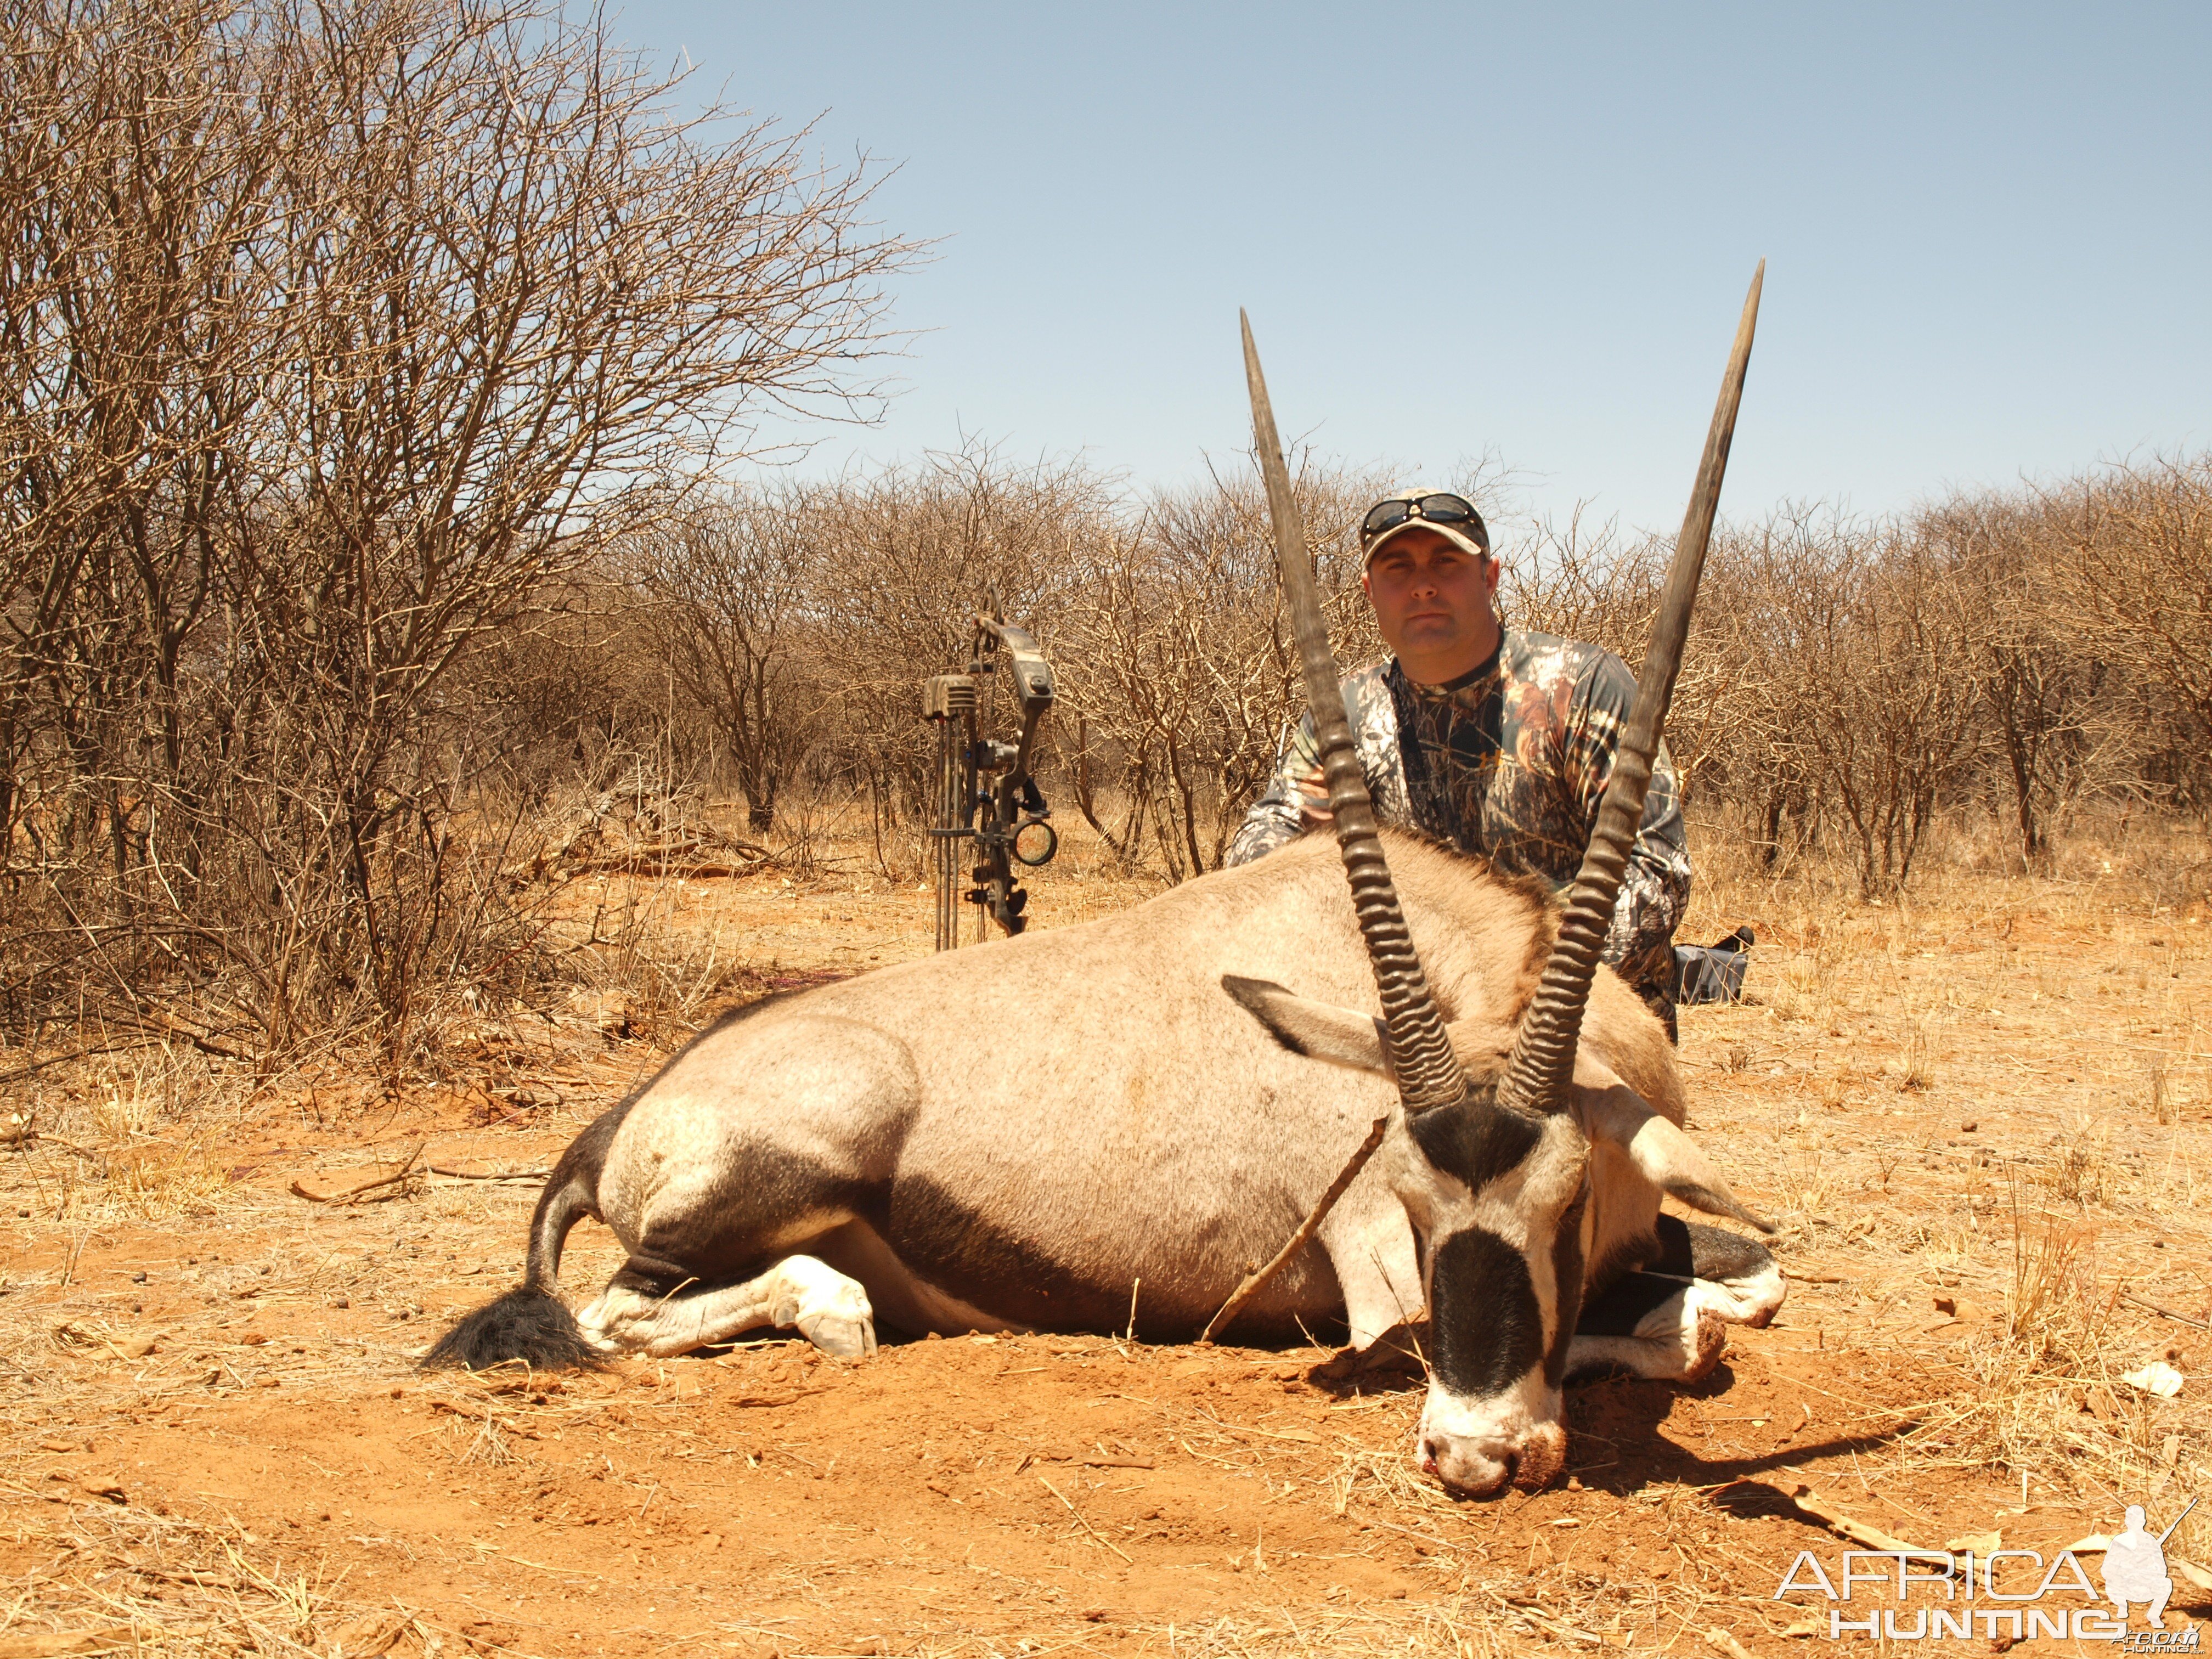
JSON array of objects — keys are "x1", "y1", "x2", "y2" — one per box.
[{"x1": 1361, "y1": 527, "x2": 1500, "y2": 680}]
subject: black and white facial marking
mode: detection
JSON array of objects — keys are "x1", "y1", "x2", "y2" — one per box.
[
  {"x1": 1398, "y1": 1096, "x2": 1590, "y2": 1499},
  {"x1": 1217, "y1": 975, "x2": 1780, "y2": 1497},
  {"x1": 1426, "y1": 1228, "x2": 1539, "y2": 1396}
]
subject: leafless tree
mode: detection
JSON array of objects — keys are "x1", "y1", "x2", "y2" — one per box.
[
  {"x1": 0, "y1": 0, "x2": 913, "y2": 1059},
  {"x1": 1689, "y1": 520, "x2": 1828, "y2": 868},
  {"x1": 1914, "y1": 495, "x2": 2128, "y2": 865},
  {"x1": 626, "y1": 488, "x2": 827, "y2": 834},
  {"x1": 1787, "y1": 517, "x2": 1987, "y2": 895},
  {"x1": 1057, "y1": 460, "x2": 1384, "y2": 877},
  {"x1": 2045, "y1": 455, "x2": 2212, "y2": 810},
  {"x1": 815, "y1": 444, "x2": 1108, "y2": 874}
]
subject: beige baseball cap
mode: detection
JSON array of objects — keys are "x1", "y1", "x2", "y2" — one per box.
[{"x1": 1358, "y1": 489, "x2": 1491, "y2": 568}]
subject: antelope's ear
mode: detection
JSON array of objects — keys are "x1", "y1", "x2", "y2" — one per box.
[
  {"x1": 1576, "y1": 1055, "x2": 1775, "y2": 1234},
  {"x1": 1220, "y1": 977, "x2": 1388, "y2": 1074},
  {"x1": 1221, "y1": 977, "x2": 1519, "y2": 1082}
]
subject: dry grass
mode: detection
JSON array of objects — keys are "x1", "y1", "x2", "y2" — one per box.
[
  {"x1": 0, "y1": 1499, "x2": 431, "y2": 1658},
  {"x1": 4, "y1": 1048, "x2": 252, "y2": 1230},
  {"x1": 1679, "y1": 808, "x2": 2212, "y2": 1576},
  {"x1": 1894, "y1": 1007, "x2": 1937, "y2": 1093}
]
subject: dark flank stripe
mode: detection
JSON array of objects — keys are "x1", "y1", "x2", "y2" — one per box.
[{"x1": 1542, "y1": 1188, "x2": 1587, "y2": 1386}]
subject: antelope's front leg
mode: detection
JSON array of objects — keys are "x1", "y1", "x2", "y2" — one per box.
[{"x1": 1568, "y1": 1271, "x2": 1726, "y2": 1381}]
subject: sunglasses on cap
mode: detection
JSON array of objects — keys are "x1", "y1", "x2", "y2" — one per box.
[{"x1": 1359, "y1": 493, "x2": 1487, "y2": 549}]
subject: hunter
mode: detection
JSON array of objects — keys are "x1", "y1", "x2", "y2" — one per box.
[{"x1": 1227, "y1": 488, "x2": 1692, "y2": 1036}]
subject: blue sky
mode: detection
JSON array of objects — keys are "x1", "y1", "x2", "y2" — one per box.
[{"x1": 627, "y1": 3, "x2": 2210, "y2": 534}]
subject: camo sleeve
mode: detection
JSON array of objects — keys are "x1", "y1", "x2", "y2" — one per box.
[
  {"x1": 1561, "y1": 651, "x2": 1693, "y2": 996},
  {"x1": 1223, "y1": 720, "x2": 1314, "y2": 867},
  {"x1": 1224, "y1": 664, "x2": 1405, "y2": 868}
]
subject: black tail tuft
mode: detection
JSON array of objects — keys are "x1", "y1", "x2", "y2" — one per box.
[
  {"x1": 418, "y1": 1284, "x2": 605, "y2": 1373},
  {"x1": 418, "y1": 1094, "x2": 641, "y2": 1373}
]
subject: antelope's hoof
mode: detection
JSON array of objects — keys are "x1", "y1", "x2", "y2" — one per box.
[
  {"x1": 1683, "y1": 1308, "x2": 1727, "y2": 1383},
  {"x1": 798, "y1": 1314, "x2": 876, "y2": 1359}
]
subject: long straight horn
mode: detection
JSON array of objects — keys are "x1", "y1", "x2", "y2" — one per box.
[
  {"x1": 1496, "y1": 262, "x2": 1765, "y2": 1117},
  {"x1": 1242, "y1": 312, "x2": 1465, "y2": 1114}
]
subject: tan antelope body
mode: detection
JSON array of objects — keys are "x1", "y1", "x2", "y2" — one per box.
[{"x1": 584, "y1": 833, "x2": 1712, "y2": 1345}]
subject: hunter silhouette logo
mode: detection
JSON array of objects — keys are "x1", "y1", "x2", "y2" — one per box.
[
  {"x1": 1773, "y1": 1495, "x2": 2202, "y2": 1646},
  {"x1": 2106, "y1": 1500, "x2": 2193, "y2": 1631}
]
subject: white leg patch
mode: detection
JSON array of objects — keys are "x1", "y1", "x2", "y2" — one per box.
[
  {"x1": 575, "y1": 1255, "x2": 878, "y2": 1359},
  {"x1": 1567, "y1": 1284, "x2": 1726, "y2": 1382},
  {"x1": 1565, "y1": 1255, "x2": 1784, "y2": 1384},
  {"x1": 1696, "y1": 1260, "x2": 1786, "y2": 1328}
]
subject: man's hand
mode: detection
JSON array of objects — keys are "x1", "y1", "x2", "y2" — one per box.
[{"x1": 1297, "y1": 764, "x2": 1333, "y2": 828}]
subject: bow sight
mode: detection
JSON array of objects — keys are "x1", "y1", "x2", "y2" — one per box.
[{"x1": 923, "y1": 604, "x2": 1058, "y2": 950}]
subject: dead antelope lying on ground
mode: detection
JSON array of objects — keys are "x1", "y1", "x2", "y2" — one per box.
[{"x1": 427, "y1": 272, "x2": 1782, "y2": 1500}]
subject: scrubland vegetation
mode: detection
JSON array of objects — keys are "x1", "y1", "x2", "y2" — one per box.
[{"x1": 5, "y1": 0, "x2": 2209, "y2": 1079}]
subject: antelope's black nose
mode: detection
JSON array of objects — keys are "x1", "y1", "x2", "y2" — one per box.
[{"x1": 1421, "y1": 1433, "x2": 1515, "y2": 1500}]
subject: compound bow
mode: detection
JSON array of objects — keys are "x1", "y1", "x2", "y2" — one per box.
[{"x1": 922, "y1": 599, "x2": 1058, "y2": 949}]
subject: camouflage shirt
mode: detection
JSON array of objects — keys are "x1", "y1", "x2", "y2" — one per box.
[{"x1": 1224, "y1": 631, "x2": 1691, "y2": 1005}]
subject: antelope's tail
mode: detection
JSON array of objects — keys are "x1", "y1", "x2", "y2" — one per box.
[{"x1": 417, "y1": 1114, "x2": 619, "y2": 1373}]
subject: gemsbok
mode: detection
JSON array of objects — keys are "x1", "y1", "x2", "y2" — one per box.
[{"x1": 426, "y1": 269, "x2": 1782, "y2": 1499}]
